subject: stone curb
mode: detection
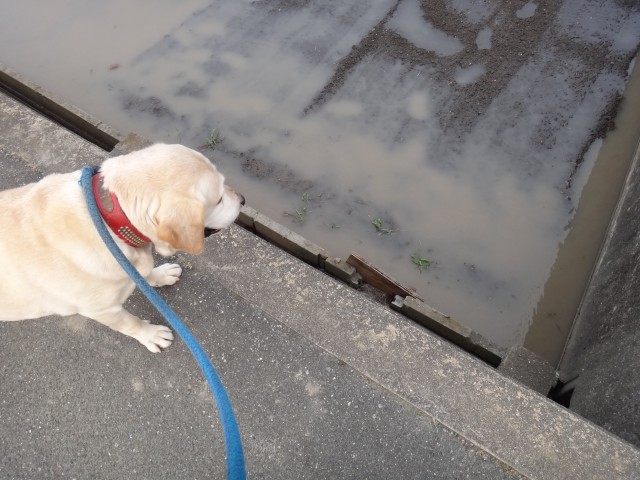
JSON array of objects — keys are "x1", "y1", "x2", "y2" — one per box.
[
  {"x1": 498, "y1": 346, "x2": 558, "y2": 396},
  {"x1": 237, "y1": 199, "x2": 515, "y2": 371},
  {"x1": 392, "y1": 295, "x2": 505, "y2": 367}
]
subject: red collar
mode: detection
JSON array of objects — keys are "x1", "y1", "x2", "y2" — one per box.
[{"x1": 92, "y1": 173, "x2": 151, "y2": 248}]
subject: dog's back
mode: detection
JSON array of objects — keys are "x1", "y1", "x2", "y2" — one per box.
[{"x1": 0, "y1": 172, "x2": 135, "y2": 320}]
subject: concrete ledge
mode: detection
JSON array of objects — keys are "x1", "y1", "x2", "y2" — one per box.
[
  {"x1": 325, "y1": 256, "x2": 363, "y2": 288},
  {"x1": 233, "y1": 201, "x2": 504, "y2": 367},
  {"x1": 236, "y1": 199, "x2": 508, "y2": 368},
  {"x1": 236, "y1": 205, "x2": 259, "y2": 231},
  {"x1": 0, "y1": 62, "x2": 122, "y2": 151},
  {"x1": 253, "y1": 212, "x2": 330, "y2": 268},
  {"x1": 233, "y1": 199, "x2": 504, "y2": 367},
  {"x1": 498, "y1": 346, "x2": 557, "y2": 395},
  {"x1": 394, "y1": 295, "x2": 504, "y2": 366}
]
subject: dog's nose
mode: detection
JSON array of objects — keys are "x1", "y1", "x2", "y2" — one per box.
[{"x1": 239, "y1": 193, "x2": 246, "y2": 206}]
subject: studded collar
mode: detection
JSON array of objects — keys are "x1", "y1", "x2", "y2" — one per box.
[{"x1": 91, "y1": 173, "x2": 151, "y2": 248}]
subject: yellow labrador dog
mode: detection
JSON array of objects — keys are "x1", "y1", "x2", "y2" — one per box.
[{"x1": 0, "y1": 143, "x2": 244, "y2": 352}]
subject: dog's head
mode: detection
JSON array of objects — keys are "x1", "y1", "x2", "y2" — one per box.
[{"x1": 100, "y1": 143, "x2": 244, "y2": 256}]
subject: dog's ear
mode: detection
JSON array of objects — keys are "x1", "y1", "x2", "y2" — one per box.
[{"x1": 156, "y1": 198, "x2": 205, "y2": 254}]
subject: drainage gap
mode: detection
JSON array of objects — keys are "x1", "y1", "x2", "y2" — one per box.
[{"x1": 549, "y1": 376, "x2": 578, "y2": 408}]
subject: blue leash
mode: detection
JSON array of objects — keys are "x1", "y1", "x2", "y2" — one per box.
[{"x1": 79, "y1": 166, "x2": 246, "y2": 480}]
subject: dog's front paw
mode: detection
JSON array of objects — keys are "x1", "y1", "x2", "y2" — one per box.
[
  {"x1": 147, "y1": 263, "x2": 183, "y2": 287},
  {"x1": 135, "y1": 321, "x2": 174, "y2": 353}
]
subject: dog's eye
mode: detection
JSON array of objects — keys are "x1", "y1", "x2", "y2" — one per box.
[{"x1": 216, "y1": 195, "x2": 224, "y2": 206}]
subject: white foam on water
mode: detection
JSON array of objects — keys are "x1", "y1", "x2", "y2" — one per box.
[
  {"x1": 454, "y1": 64, "x2": 487, "y2": 85},
  {"x1": 476, "y1": 28, "x2": 492, "y2": 50},
  {"x1": 516, "y1": 1, "x2": 537, "y2": 19},
  {"x1": 387, "y1": 0, "x2": 464, "y2": 56}
]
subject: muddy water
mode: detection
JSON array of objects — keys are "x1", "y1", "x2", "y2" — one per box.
[
  {"x1": 525, "y1": 58, "x2": 640, "y2": 365},
  {"x1": 2, "y1": 1, "x2": 639, "y2": 359}
]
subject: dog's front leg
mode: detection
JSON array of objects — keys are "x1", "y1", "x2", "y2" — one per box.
[
  {"x1": 84, "y1": 307, "x2": 174, "y2": 353},
  {"x1": 146, "y1": 263, "x2": 183, "y2": 287}
]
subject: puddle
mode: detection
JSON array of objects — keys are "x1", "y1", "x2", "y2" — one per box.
[{"x1": 2, "y1": 1, "x2": 639, "y2": 357}]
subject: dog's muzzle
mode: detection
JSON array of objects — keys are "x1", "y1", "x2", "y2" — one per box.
[{"x1": 204, "y1": 193, "x2": 245, "y2": 237}]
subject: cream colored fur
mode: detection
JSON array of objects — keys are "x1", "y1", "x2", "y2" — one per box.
[{"x1": 0, "y1": 144, "x2": 243, "y2": 352}]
